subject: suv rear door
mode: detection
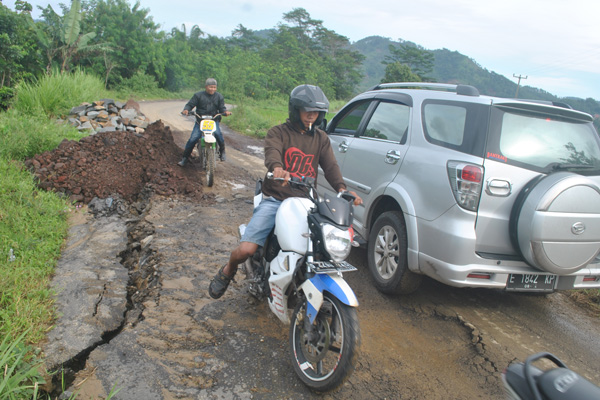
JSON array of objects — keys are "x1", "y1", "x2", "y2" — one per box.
[{"x1": 475, "y1": 102, "x2": 600, "y2": 260}]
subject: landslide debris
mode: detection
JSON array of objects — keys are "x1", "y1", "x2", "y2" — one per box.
[{"x1": 24, "y1": 120, "x2": 210, "y2": 204}]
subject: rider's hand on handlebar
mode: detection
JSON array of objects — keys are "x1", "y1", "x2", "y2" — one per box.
[
  {"x1": 224, "y1": 111, "x2": 232, "y2": 117},
  {"x1": 339, "y1": 189, "x2": 363, "y2": 206},
  {"x1": 182, "y1": 110, "x2": 189, "y2": 116},
  {"x1": 272, "y1": 167, "x2": 291, "y2": 186}
]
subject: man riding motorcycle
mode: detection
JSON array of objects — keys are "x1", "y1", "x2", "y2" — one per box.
[
  {"x1": 208, "y1": 84, "x2": 362, "y2": 299},
  {"x1": 178, "y1": 78, "x2": 231, "y2": 166}
]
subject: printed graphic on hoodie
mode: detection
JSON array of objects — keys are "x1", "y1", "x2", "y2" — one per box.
[{"x1": 285, "y1": 147, "x2": 316, "y2": 178}]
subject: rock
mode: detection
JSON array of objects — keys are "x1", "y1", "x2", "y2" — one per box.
[
  {"x1": 66, "y1": 99, "x2": 149, "y2": 135},
  {"x1": 119, "y1": 108, "x2": 138, "y2": 120},
  {"x1": 130, "y1": 117, "x2": 149, "y2": 129}
]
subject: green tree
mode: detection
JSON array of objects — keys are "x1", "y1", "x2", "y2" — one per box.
[
  {"x1": 27, "y1": 0, "x2": 109, "y2": 73},
  {"x1": 381, "y1": 62, "x2": 421, "y2": 84},
  {"x1": 230, "y1": 24, "x2": 265, "y2": 52},
  {"x1": 0, "y1": 4, "x2": 27, "y2": 87},
  {"x1": 385, "y1": 41, "x2": 434, "y2": 81},
  {"x1": 262, "y1": 8, "x2": 363, "y2": 99},
  {"x1": 159, "y1": 25, "x2": 201, "y2": 91},
  {"x1": 315, "y1": 27, "x2": 364, "y2": 99},
  {"x1": 82, "y1": 0, "x2": 162, "y2": 87}
]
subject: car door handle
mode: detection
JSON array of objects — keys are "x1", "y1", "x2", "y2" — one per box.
[
  {"x1": 385, "y1": 150, "x2": 401, "y2": 165},
  {"x1": 338, "y1": 141, "x2": 349, "y2": 153},
  {"x1": 486, "y1": 179, "x2": 512, "y2": 196}
]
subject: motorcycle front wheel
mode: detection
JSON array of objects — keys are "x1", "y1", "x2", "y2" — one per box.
[
  {"x1": 205, "y1": 145, "x2": 215, "y2": 187},
  {"x1": 289, "y1": 293, "x2": 360, "y2": 392},
  {"x1": 197, "y1": 141, "x2": 205, "y2": 169}
]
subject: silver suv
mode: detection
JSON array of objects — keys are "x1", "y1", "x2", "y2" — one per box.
[{"x1": 319, "y1": 83, "x2": 600, "y2": 294}]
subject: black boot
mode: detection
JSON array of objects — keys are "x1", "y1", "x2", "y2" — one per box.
[
  {"x1": 178, "y1": 147, "x2": 193, "y2": 167},
  {"x1": 219, "y1": 146, "x2": 226, "y2": 161}
]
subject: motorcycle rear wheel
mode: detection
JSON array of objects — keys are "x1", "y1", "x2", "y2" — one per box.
[
  {"x1": 289, "y1": 293, "x2": 360, "y2": 392},
  {"x1": 205, "y1": 145, "x2": 215, "y2": 187}
]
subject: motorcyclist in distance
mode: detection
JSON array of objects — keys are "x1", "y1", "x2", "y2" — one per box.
[{"x1": 178, "y1": 78, "x2": 231, "y2": 166}]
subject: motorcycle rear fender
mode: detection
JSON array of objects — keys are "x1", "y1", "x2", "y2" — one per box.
[{"x1": 300, "y1": 273, "x2": 359, "y2": 324}]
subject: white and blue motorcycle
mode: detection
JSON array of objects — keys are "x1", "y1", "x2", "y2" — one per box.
[{"x1": 241, "y1": 173, "x2": 361, "y2": 392}]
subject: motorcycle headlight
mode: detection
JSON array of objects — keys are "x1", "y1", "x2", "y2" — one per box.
[{"x1": 322, "y1": 224, "x2": 352, "y2": 262}]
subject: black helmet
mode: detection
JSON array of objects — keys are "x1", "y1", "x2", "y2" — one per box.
[{"x1": 288, "y1": 84, "x2": 329, "y2": 129}]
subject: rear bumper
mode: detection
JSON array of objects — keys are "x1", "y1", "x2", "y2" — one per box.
[
  {"x1": 414, "y1": 206, "x2": 600, "y2": 290},
  {"x1": 418, "y1": 253, "x2": 600, "y2": 290}
]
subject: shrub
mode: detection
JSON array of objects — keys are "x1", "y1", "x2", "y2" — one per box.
[{"x1": 13, "y1": 69, "x2": 105, "y2": 118}]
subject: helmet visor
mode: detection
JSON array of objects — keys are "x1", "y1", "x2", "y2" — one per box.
[{"x1": 301, "y1": 105, "x2": 328, "y2": 112}]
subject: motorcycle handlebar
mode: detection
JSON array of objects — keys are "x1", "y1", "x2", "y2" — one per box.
[
  {"x1": 266, "y1": 172, "x2": 355, "y2": 204},
  {"x1": 181, "y1": 111, "x2": 225, "y2": 121}
]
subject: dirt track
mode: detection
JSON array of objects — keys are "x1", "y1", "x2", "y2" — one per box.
[{"x1": 47, "y1": 100, "x2": 600, "y2": 399}]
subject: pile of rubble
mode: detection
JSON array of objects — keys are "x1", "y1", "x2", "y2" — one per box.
[
  {"x1": 25, "y1": 120, "x2": 208, "y2": 204},
  {"x1": 63, "y1": 98, "x2": 151, "y2": 134}
]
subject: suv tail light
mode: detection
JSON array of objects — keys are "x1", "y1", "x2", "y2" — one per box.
[{"x1": 447, "y1": 161, "x2": 483, "y2": 211}]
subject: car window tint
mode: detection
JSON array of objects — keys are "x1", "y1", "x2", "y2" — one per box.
[
  {"x1": 421, "y1": 100, "x2": 488, "y2": 157},
  {"x1": 333, "y1": 101, "x2": 371, "y2": 134},
  {"x1": 495, "y1": 111, "x2": 600, "y2": 170},
  {"x1": 362, "y1": 102, "x2": 409, "y2": 143},
  {"x1": 423, "y1": 104, "x2": 466, "y2": 146}
]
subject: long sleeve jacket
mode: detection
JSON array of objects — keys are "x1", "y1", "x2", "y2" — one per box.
[
  {"x1": 183, "y1": 91, "x2": 227, "y2": 117},
  {"x1": 262, "y1": 120, "x2": 346, "y2": 201}
]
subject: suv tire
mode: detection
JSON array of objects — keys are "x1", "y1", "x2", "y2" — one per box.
[{"x1": 368, "y1": 211, "x2": 422, "y2": 295}]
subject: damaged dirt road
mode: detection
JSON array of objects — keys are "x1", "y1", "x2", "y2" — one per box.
[{"x1": 41, "y1": 100, "x2": 600, "y2": 399}]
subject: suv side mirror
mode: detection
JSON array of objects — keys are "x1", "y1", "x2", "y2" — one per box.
[{"x1": 319, "y1": 118, "x2": 327, "y2": 131}]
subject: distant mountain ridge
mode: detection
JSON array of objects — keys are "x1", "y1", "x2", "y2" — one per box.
[{"x1": 351, "y1": 35, "x2": 600, "y2": 121}]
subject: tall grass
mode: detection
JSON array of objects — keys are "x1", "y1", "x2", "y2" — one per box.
[
  {"x1": 0, "y1": 109, "x2": 82, "y2": 161},
  {"x1": 0, "y1": 330, "x2": 45, "y2": 400},
  {"x1": 0, "y1": 158, "x2": 70, "y2": 343},
  {"x1": 12, "y1": 69, "x2": 105, "y2": 118}
]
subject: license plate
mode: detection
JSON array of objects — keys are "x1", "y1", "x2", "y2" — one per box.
[
  {"x1": 506, "y1": 274, "x2": 557, "y2": 292},
  {"x1": 308, "y1": 260, "x2": 357, "y2": 273}
]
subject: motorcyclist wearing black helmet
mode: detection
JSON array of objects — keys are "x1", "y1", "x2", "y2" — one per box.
[{"x1": 208, "y1": 84, "x2": 362, "y2": 299}]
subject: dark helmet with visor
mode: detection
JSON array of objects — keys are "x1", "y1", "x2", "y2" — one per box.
[{"x1": 288, "y1": 84, "x2": 329, "y2": 130}]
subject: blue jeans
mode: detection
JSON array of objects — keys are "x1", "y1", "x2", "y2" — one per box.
[
  {"x1": 241, "y1": 197, "x2": 282, "y2": 246},
  {"x1": 183, "y1": 121, "x2": 224, "y2": 157}
]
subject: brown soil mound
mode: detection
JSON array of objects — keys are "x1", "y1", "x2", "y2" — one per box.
[{"x1": 25, "y1": 121, "x2": 207, "y2": 204}]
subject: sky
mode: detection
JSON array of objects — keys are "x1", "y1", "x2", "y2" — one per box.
[{"x1": 6, "y1": 0, "x2": 600, "y2": 100}]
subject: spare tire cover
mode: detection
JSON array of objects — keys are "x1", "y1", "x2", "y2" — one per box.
[{"x1": 512, "y1": 172, "x2": 600, "y2": 274}]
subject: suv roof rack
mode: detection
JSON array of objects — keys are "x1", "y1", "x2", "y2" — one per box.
[{"x1": 368, "y1": 82, "x2": 480, "y2": 97}]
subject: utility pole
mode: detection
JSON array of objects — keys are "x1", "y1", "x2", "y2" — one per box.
[{"x1": 513, "y1": 74, "x2": 528, "y2": 98}]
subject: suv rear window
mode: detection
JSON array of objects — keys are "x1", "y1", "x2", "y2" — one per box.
[
  {"x1": 487, "y1": 107, "x2": 600, "y2": 173},
  {"x1": 422, "y1": 100, "x2": 488, "y2": 156}
]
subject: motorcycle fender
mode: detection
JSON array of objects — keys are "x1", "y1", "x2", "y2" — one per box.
[
  {"x1": 203, "y1": 133, "x2": 217, "y2": 144},
  {"x1": 268, "y1": 252, "x2": 304, "y2": 324},
  {"x1": 300, "y1": 273, "x2": 359, "y2": 324}
]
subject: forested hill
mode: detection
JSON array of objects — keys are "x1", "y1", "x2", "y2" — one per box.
[{"x1": 351, "y1": 36, "x2": 600, "y2": 119}]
